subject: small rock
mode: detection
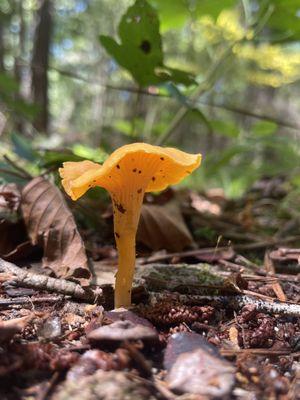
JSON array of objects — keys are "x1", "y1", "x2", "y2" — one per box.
[
  {"x1": 164, "y1": 332, "x2": 235, "y2": 397},
  {"x1": 38, "y1": 316, "x2": 62, "y2": 339},
  {"x1": 87, "y1": 320, "x2": 158, "y2": 345},
  {"x1": 164, "y1": 331, "x2": 219, "y2": 370}
]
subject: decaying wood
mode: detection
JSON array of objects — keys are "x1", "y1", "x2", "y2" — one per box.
[
  {"x1": 0, "y1": 258, "x2": 112, "y2": 304},
  {"x1": 0, "y1": 295, "x2": 64, "y2": 307},
  {"x1": 149, "y1": 292, "x2": 300, "y2": 317}
]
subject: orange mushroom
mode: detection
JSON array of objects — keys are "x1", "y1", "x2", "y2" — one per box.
[{"x1": 59, "y1": 143, "x2": 201, "y2": 308}]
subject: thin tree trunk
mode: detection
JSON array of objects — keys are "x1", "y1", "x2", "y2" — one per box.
[
  {"x1": 31, "y1": 0, "x2": 53, "y2": 133},
  {"x1": 14, "y1": 0, "x2": 27, "y2": 133},
  {"x1": 0, "y1": 24, "x2": 4, "y2": 71}
]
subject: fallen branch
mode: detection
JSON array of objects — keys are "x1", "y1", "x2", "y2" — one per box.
[
  {"x1": 0, "y1": 295, "x2": 64, "y2": 307},
  {"x1": 0, "y1": 258, "x2": 113, "y2": 304},
  {"x1": 149, "y1": 292, "x2": 300, "y2": 317}
]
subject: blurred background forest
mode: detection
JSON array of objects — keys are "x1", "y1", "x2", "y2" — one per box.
[{"x1": 0, "y1": 0, "x2": 300, "y2": 198}]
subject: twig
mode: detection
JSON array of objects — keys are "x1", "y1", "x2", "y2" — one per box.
[
  {"x1": 0, "y1": 295, "x2": 64, "y2": 307},
  {"x1": 0, "y1": 258, "x2": 113, "y2": 304},
  {"x1": 24, "y1": 61, "x2": 300, "y2": 131},
  {"x1": 138, "y1": 246, "x2": 233, "y2": 264},
  {"x1": 149, "y1": 292, "x2": 300, "y2": 317},
  {"x1": 220, "y1": 348, "x2": 295, "y2": 357},
  {"x1": 264, "y1": 250, "x2": 286, "y2": 302},
  {"x1": 3, "y1": 155, "x2": 32, "y2": 179},
  {"x1": 0, "y1": 167, "x2": 30, "y2": 181}
]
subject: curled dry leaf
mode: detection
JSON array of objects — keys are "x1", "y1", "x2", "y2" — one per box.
[
  {"x1": 0, "y1": 314, "x2": 33, "y2": 343},
  {"x1": 21, "y1": 177, "x2": 91, "y2": 286},
  {"x1": 0, "y1": 183, "x2": 35, "y2": 261},
  {"x1": 0, "y1": 183, "x2": 21, "y2": 218},
  {"x1": 137, "y1": 201, "x2": 194, "y2": 252}
]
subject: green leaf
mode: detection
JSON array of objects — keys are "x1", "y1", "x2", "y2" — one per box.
[
  {"x1": 100, "y1": 0, "x2": 194, "y2": 87},
  {"x1": 0, "y1": 72, "x2": 19, "y2": 93},
  {"x1": 196, "y1": 0, "x2": 238, "y2": 19},
  {"x1": 11, "y1": 132, "x2": 38, "y2": 162},
  {"x1": 211, "y1": 119, "x2": 240, "y2": 138},
  {"x1": 264, "y1": 0, "x2": 300, "y2": 42},
  {"x1": 252, "y1": 120, "x2": 277, "y2": 136},
  {"x1": 41, "y1": 150, "x2": 91, "y2": 168},
  {"x1": 0, "y1": 161, "x2": 28, "y2": 184},
  {"x1": 149, "y1": 0, "x2": 189, "y2": 31}
]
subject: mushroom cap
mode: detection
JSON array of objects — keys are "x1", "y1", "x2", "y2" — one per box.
[{"x1": 59, "y1": 143, "x2": 201, "y2": 200}]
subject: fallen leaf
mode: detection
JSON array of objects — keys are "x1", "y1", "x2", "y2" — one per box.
[
  {"x1": 21, "y1": 177, "x2": 91, "y2": 286},
  {"x1": 228, "y1": 326, "x2": 240, "y2": 350},
  {"x1": 0, "y1": 183, "x2": 21, "y2": 219},
  {"x1": 190, "y1": 191, "x2": 221, "y2": 216},
  {"x1": 164, "y1": 332, "x2": 235, "y2": 397},
  {"x1": 137, "y1": 201, "x2": 194, "y2": 251},
  {"x1": 0, "y1": 184, "x2": 35, "y2": 261},
  {"x1": 0, "y1": 314, "x2": 33, "y2": 343}
]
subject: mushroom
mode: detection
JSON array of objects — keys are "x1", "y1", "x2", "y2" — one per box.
[{"x1": 59, "y1": 143, "x2": 201, "y2": 308}]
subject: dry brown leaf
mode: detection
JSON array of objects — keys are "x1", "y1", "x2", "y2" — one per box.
[
  {"x1": 0, "y1": 314, "x2": 33, "y2": 343},
  {"x1": 21, "y1": 177, "x2": 91, "y2": 286},
  {"x1": 0, "y1": 183, "x2": 21, "y2": 218},
  {"x1": 137, "y1": 201, "x2": 194, "y2": 252},
  {"x1": 228, "y1": 326, "x2": 240, "y2": 350},
  {"x1": 0, "y1": 183, "x2": 35, "y2": 261}
]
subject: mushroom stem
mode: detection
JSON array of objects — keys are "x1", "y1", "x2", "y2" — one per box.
[
  {"x1": 112, "y1": 193, "x2": 144, "y2": 309},
  {"x1": 114, "y1": 231, "x2": 136, "y2": 308}
]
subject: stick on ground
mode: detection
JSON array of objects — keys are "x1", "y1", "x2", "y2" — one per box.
[{"x1": 0, "y1": 258, "x2": 113, "y2": 304}]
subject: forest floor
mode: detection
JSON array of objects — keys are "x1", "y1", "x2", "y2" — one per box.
[{"x1": 0, "y1": 175, "x2": 299, "y2": 399}]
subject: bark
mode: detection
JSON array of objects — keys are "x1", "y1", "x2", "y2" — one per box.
[
  {"x1": 31, "y1": 0, "x2": 53, "y2": 133},
  {"x1": 0, "y1": 22, "x2": 4, "y2": 71}
]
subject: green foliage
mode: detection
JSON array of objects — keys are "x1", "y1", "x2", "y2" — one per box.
[
  {"x1": 0, "y1": 73, "x2": 39, "y2": 120},
  {"x1": 210, "y1": 120, "x2": 240, "y2": 138},
  {"x1": 100, "y1": 0, "x2": 194, "y2": 86},
  {"x1": 11, "y1": 132, "x2": 39, "y2": 162},
  {"x1": 266, "y1": 0, "x2": 300, "y2": 42},
  {"x1": 251, "y1": 120, "x2": 277, "y2": 136},
  {"x1": 1, "y1": 0, "x2": 300, "y2": 201}
]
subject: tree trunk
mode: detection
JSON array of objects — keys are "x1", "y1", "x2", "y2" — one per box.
[
  {"x1": 31, "y1": 0, "x2": 53, "y2": 133},
  {"x1": 0, "y1": 24, "x2": 4, "y2": 71}
]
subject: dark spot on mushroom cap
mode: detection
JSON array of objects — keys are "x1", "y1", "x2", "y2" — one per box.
[
  {"x1": 117, "y1": 164, "x2": 120, "y2": 169},
  {"x1": 137, "y1": 188, "x2": 142, "y2": 194},
  {"x1": 152, "y1": 177, "x2": 156, "y2": 181},
  {"x1": 132, "y1": 168, "x2": 137, "y2": 172},
  {"x1": 160, "y1": 157, "x2": 164, "y2": 161},
  {"x1": 140, "y1": 40, "x2": 151, "y2": 54},
  {"x1": 115, "y1": 232, "x2": 120, "y2": 238},
  {"x1": 138, "y1": 170, "x2": 142, "y2": 174}
]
